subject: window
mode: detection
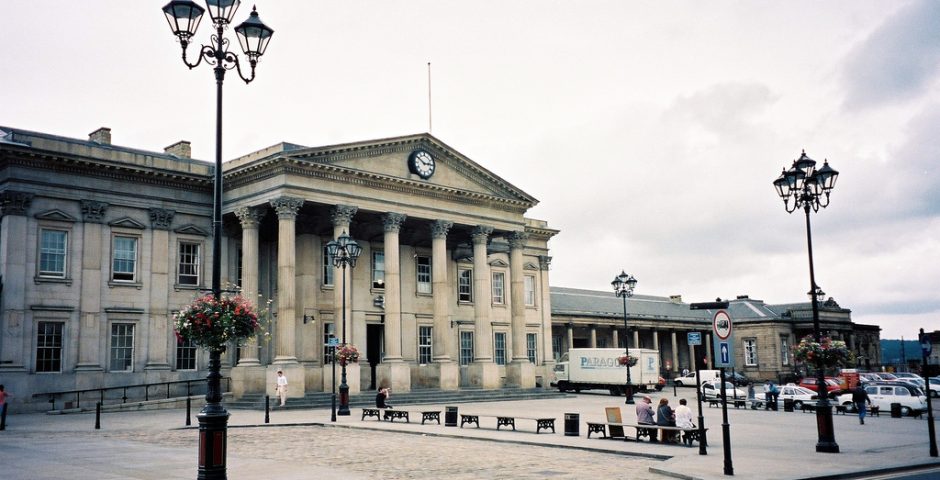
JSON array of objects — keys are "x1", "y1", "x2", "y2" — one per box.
[
  {"x1": 416, "y1": 256, "x2": 431, "y2": 294},
  {"x1": 372, "y1": 250, "x2": 385, "y2": 289},
  {"x1": 418, "y1": 326, "x2": 433, "y2": 364},
  {"x1": 744, "y1": 338, "x2": 757, "y2": 366},
  {"x1": 458, "y1": 269, "x2": 473, "y2": 302},
  {"x1": 460, "y1": 331, "x2": 474, "y2": 366},
  {"x1": 110, "y1": 323, "x2": 135, "y2": 371},
  {"x1": 178, "y1": 242, "x2": 200, "y2": 286},
  {"x1": 492, "y1": 272, "x2": 505, "y2": 304},
  {"x1": 552, "y1": 335, "x2": 563, "y2": 362},
  {"x1": 39, "y1": 229, "x2": 68, "y2": 278},
  {"x1": 495, "y1": 332, "x2": 507, "y2": 365},
  {"x1": 323, "y1": 322, "x2": 336, "y2": 363},
  {"x1": 322, "y1": 245, "x2": 334, "y2": 286},
  {"x1": 524, "y1": 275, "x2": 536, "y2": 306},
  {"x1": 781, "y1": 337, "x2": 790, "y2": 366},
  {"x1": 176, "y1": 337, "x2": 197, "y2": 370},
  {"x1": 36, "y1": 321, "x2": 63, "y2": 372},
  {"x1": 526, "y1": 333, "x2": 537, "y2": 364},
  {"x1": 112, "y1": 236, "x2": 138, "y2": 282}
]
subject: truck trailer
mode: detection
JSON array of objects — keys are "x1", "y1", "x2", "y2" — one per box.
[{"x1": 551, "y1": 348, "x2": 664, "y2": 395}]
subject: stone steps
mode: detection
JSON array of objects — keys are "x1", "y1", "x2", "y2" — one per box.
[{"x1": 226, "y1": 388, "x2": 569, "y2": 410}]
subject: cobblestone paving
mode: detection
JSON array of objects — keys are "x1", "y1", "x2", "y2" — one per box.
[{"x1": 20, "y1": 426, "x2": 666, "y2": 480}]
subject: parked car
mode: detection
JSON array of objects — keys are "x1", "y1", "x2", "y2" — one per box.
[
  {"x1": 928, "y1": 377, "x2": 940, "y2": 398},
  {"x1": 891, "y1": 373, "x2": 925, "y2": 386},
  {"x1": 700, "y1": 381, "x2": 747, "y2": 400},
  {"x1": 798, "y1": 377, "x2": 842, "y2": 393},
  {"x1": 837, "y1": 383, "x2": 927, "y2": 416},
  {"x1": 723, "y1": 371, "x2": 750, "y2": 386},
  {"x1": 751, "y1": 384, "x2": 818, "y2": 409}
]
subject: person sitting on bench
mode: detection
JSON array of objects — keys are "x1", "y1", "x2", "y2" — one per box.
[{"x1": 376, "y1": 386, "x2": 392, "y2": 409}]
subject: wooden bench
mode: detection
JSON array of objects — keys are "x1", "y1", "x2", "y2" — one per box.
[
  {"x1": 459, "y1": 413, "x2": 555, "y2": 433},
  {"x1": 706, "y1": 398, "x2": 747, "y2": 409},
  {"x1": 587, "y1": 422, "x2": 706, "y2": 446},
  {"x1": 360, "y1": 408, "x2": 441, "y2": 425}
]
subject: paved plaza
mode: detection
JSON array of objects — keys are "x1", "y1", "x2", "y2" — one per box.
[{"x1": 1, "y1": 389, "x2": 939, "y2": 480}]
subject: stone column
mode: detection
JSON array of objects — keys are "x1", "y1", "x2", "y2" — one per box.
[
  {"x1": 671, "y1": 330, "x2": 679, "y2": 373},
  {"x1": 74, "y1": 199, "x2": 105, "y2": 373},
  {"x1": 706, "y1": 333, "x2": 713, "y2": 369},
  {"x1": 468, "y1": 225, "x2": 499, "y2": 388},
  {"x1": 590, "y1": 326, "x2": 597, "y2": 348},
  {"x1": 506, "y1": 231, "x2": 535, "y2": 388},
  {"x1": 538, "y1": 256, "x2": 555, "y2": 377},
  {"x1": 567, "y1": 324, "x2": 574, "y2": 351},
  {"x1": 376, "y1": 212, "x2": 411, "y2": 392},
  {"x1": 268, "y1": 197, "x2": 306, "y2": 397},
  {"x1": 145, "y1": 208, "x2": 174, "y2": 372},
  {"x1": 612, "y1": 329, "x2": 619, "y2": 349},
  {"x1": 232, "y1": 206, "x2": 266, "y2": 396},
  {"x1": 688, "y1": 342, "x2": 696, "y2": 372},
  {"x1": 0, "y1": 192, "x2": 33, "y2": 372},
  {"x1": 330, "y1": 205, "x2": 359, "y2": 394},
  {"x1": 431, "y1": 220, "x2": 458, "y2": 390}
]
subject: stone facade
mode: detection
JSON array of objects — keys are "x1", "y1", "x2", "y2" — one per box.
[{"x1": 0, "y1": 126, "x2": 558, "y2": 410}]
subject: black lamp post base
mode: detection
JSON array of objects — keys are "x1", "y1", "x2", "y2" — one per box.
[
  {"x1": 197, "y1": 410, "x2": 230, "y2": 479},
  {"x1": 624, "y1": 385, "x2": 635, "y2": 404},
  {"x1": 815, "y1": 403, "x2": 839, "y2": 453},
  {"x1": 338, "y1": 381, "x2": 350, "y2": 416}
]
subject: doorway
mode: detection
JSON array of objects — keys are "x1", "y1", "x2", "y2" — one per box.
[{"x1": 367, "y1": 323, "x2": 384, "y2": 390}]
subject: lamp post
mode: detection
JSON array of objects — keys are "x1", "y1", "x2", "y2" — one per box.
[
  {"x1": 612, "y1": 271, "x2": 638, "y2": 404},
  {"x1": 326, "y1": 231, "x2": 362, "y2": 416},
  {"x1": 773, "y1": 150, "x2": 840, "y2": 454},
  {"x1": 161, "y1": 2, "x2": 273, "y2": 478}
]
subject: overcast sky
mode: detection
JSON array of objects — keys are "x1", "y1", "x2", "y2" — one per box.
[{"x1": 3, "y1": 1, "x2": 938, "y2": 340}]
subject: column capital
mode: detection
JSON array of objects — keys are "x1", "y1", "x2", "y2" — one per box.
[
  {"x1": 507, "y1": 231, "x2": 528, "y2": 249},
  {"x1": 234, "y1": 206, "x2": 266, "y2": 229},
  {"x1": 430, "y1": 220, "x2": 453, "y2": 239},
  {"x1": 270, "y1": 197, "x2": 304, "y2": 219},
  {"x1": 148, "y1": 208, "x2": 175, "y2": 230},
  {"x1": 0, "y1": 191, "x2": 33, "y2": 217},
  {"x1": 382, "y1": 212, "x2": 407, "y2": 233},
  {"x1": 330, "y1": 204, "x2": 358, "y2": 227},
  {"x1": 80, "y1": 199, "x2": 108, "y2": 223},
  {"x1": 471, "y1": 225, "x2": 494, "y2": 244},
  {"x1": 538, "y1": 255, "x2": 552, "y2": 270}
]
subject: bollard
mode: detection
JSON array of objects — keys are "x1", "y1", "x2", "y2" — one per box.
[
  {"x1": 673, "y1": 380, "x2": 678, "y2": 397},
  {"x1": 265, "y1": 395, "x2": 270, "y2": 424},
  {"x1": 784, "y1": 399, "x2": 794, "y2": 412},
  {"x1": 95, "y1": 402, "x2": 101, "y2": 430},
  {"x1": 185, "y1": 396, "x2": 191, "y2": 426}
]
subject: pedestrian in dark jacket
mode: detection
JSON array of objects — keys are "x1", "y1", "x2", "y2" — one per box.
[{"x1": 852, "y1": 385, "x2": 872, "y2": 424}]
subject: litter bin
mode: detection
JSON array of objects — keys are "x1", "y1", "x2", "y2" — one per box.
[
  {"x1": 445, "y1": 406, "x2": 458, "y2": 427},
  {"x1": 890, "y1": 402, "x2": 902, "y2": 418},
  {"x1": 783, "y1": 399, "x2": 794, "y2": 412},
  {"x1": 564, "y1": 413, "x2": 580, "y2": 437}
]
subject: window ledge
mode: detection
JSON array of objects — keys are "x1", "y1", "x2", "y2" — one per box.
[
  {"x1": 34, "y1": 276, "x2": 72, "y2": 286},
  {"x1": 174, "y1": 284, "x2": 202, "y2": 292},
  {"x1": 108, "y1": 281, "x2": 143, "y2": 290}
]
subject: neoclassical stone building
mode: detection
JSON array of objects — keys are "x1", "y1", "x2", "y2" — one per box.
[
  {"x1": 0, "y1": 125, "x2": 557, "y2": 408},
  {"x1": 550, "y1": 288, "x2": 882, "y2": 382}
]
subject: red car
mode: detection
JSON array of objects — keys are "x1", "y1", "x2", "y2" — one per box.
[{"x1": 798, "y1": 377, "x2": 842, "y2": 392}]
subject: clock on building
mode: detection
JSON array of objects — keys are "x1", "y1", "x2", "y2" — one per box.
[{"x1": 408, "y1": 149, "x2": 435, "y2": 179}]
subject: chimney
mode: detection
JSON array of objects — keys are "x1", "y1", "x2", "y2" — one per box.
[
  {"x1": 89, "y1": 127, "x2": 111, "y2": 145},
  {"x1": 164, "y1": 140, "x2": 192, "y2": 158},
  {"x1": 669, "y1": 295, "x2": 682, "y2": 304},
  {"x1": 736, "y1": 295, "x2": 749, "y2": 300}
]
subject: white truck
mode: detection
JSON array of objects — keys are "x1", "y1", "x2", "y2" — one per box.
[
  {"x1": 551, "y1": 348, "x2": 664, "y2": 395},
  {"x1": 675, "y1": 369, "x2": 722, "y2": 387}
]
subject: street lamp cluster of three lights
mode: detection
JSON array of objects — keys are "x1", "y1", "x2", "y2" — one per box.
[
  {"x1": 162, "y1": 2, "x2": 273, "y2": 479},
  {"x1": 326, "y1": 232, "x2": 362, "y2": 417},
  {"x1": 773, "y1": 150, "x2": 840, "y2": 454},
  {"x1": 612, "y1": 271, "x2": 638, "y2": 404}
]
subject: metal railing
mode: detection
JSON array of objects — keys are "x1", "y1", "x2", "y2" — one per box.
[{"x1": 33, "y1": 377, "x2": 231, "y2": 411}]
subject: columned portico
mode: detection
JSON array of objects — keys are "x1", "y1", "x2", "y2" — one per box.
[
  {"x1": 330, "y1": 205, "x2": 360, "y2": 394},
  {"x1": 376, "y1": 212, "x2": 411, "y2": 392},
  {"x1": 269, "y1": 196, "x2": 305, "y2": 397},
  {"x1": 506, "y1": 231, "x2": 535, "y2": 388},
  {"x1": 469, "y1": 225, "x2": 499, "y2": 388},
  {"x1": 431, "y1": 220, "x2": 458, "y2": 390}
]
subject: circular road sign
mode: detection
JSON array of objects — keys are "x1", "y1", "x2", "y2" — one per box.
[{"x1": 713, "y1": 310, "x2": 732, "y2": 340}]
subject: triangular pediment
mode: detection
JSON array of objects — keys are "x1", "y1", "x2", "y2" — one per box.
[
  {"x1": 524, "y1": 262, "x2": 540, "y2": 271},
  {"x1": 175, "y1": 224, "x2": 209, "y2": 236},
  {"x1": 35, "y1": 209, "x2": 77, "y2": 222},
  {"x1": 241, "y1": 134, "x2": 537, "y2": 208},
  {"x1": 109, "y1": 217, "x2": 146, "y2": 229},
  {"x1": 489, "y1": 259, "x2": 509, "y2": 268}
]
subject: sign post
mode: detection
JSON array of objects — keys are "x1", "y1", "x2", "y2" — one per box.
[
  {"x1": 920, "y1": 328, "x2": 937, "y2": 457},
  {"x1": 712, "y1": 310, "x2": 734, "y2": 476}
]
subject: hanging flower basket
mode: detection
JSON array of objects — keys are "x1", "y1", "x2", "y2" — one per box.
[
  {"x1": 618, "y1": 354, "x2": 638, "y2": 367},
  {"x1": 174, "y1": 293, "x2": 262, "y2": 351},
  {"x1": 335, "y1": 344, "x2": 361, "y2": 366},
  {"x1": 793, "y1": 335, "x2": 854, "y2": 368}
]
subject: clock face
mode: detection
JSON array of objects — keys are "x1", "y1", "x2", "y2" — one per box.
[{"x1": 409, "y1": 150, "x2": 435, "y2": 179}]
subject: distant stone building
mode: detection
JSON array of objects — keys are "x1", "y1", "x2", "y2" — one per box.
[{"x1": 549, "y1": 288, "x2": 881, "y2": 382}]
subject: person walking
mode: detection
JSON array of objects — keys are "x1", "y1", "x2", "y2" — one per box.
[
  {"x1": 636, "y1": 395, "x2": 655, "y2": 425},
  {"x1": 852, "y1": 385, "x2": 872, "y2": 424},
  {"x1": 764, "y1": 381, "x2": 773, "y2": 410},
  {"x1": 0, "y1": 384, "x2": 10, "y2": 430},
  {"x1": 274, "y1": 370, "x2": 288, "y2": 407}
]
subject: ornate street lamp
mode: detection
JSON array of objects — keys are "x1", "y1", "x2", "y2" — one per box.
[
  {"x1": 326, "y1": 231, "x2": 362, "y2": 416},
  {"x1": 161, "y1": 1, "x2": 273, "y2": 478},
  {"x1": 612, "y1": 270, "x2": 638, "y2": 404},
  {"x1": 773, "y1": 150, "x2": 840, "y2": 454}
]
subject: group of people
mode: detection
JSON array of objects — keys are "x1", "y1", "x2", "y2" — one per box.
[{"x1": 635, "y1": 395, "x2": 694, "y2": 443}]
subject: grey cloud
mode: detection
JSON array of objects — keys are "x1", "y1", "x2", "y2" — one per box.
[{"x1": 841, "y1": 0, "x2": 940, "y2": 110}]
